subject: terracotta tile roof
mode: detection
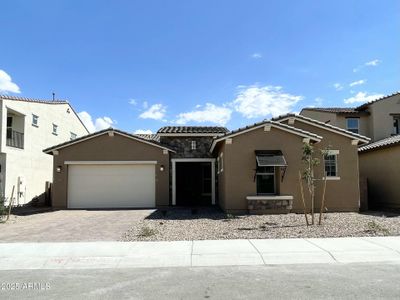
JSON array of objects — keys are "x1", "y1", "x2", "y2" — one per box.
[
  {"x1": 0, "y1": 94, "x2": 68, "y2": 104},
  {"x1": 356, "y1": 91, "x2": 400, "y2": 110},
  {"x1": 157, "y1": 126, "x2": 229, "y2": 134},
  {"x1": 301, "y1": 91, "x2": 400, "y2": 114},
  {"x1": 301, "y1": 107, "x2": 358, "y2": 114},
  {"x1": 272, "y1": 113, "x2": 370, "y2": 143},
  {"x1": 43, "y1": 128, "x2": 175, "y2": 153},
  {"x1": 1, "y1": 94, "x2": 89, "y2": 134},
  {"x1": 358, "y1": 135, "x2": 400, "y2": 152},
  {"x1": 135, "y1": 133, "x2": 160, "y2": 142}
]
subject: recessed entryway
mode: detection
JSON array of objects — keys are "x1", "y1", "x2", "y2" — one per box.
[{"x1": 171, "y1": 158, "x2": 215, "y2": 206}]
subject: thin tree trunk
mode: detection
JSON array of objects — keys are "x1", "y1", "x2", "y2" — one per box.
[
  {"x1": 298, "y1": 171, "x2": 309, "y2": 226},
  {"x1": 319, "y1": 172, "x2": 328, "y2": 225},
  {"x1": 310, "y1": 166, "x2": 315, "y2": 225}
]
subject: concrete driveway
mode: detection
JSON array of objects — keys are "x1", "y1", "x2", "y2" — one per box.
[{"x1": 0, "y1": 209, "x2": 155, "y2": 242}]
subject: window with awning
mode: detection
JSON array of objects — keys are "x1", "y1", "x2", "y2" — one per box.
[
  {"x1": 254, "y1": 151, "x2": 288, "y2": 194},
  {"x1": 255, "y1": 150, "x2": 287, "y2": 167}
]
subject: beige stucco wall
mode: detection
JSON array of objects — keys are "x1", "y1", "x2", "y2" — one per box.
[
  {"x1": 359, "y1": 145, "x2": 400, "y2": 209},
  {"x1": 334, "y1": 114, "x2": 371, "y2": 138},
  {"x1": 368, "y1": 94, "x2": 400, "y2": 141},
  {"x1": 302, "y1": 94, "x2": 400, "y2": 142},
  {"x1": 301, "y1": 110, "x2": 338, "y2": 125},
  {"x1": 283, "y1": 120, "x2": 361, "y2": 212},
  {"x1": 51, "y1": 133, "x2": 170, "y2": 208},
  {"x1": 301, "y1": 109, "x2": 371, "y2": 138},
  {"x1": 215, "y1": 126, "x2": 360, "y2": 213}
]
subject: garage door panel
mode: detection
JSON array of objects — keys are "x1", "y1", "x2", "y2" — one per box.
[{"x1": 67, "y1": 164, "x2": 155, "y2": 208}]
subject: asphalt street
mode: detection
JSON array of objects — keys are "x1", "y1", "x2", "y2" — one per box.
[{"x1": 0, "y1": 262, "x2": 399, "y2": 299}]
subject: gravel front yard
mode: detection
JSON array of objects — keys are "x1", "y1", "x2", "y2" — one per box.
[{"x1": 121, "y1": 208, "x2": 400, "y2": 241}]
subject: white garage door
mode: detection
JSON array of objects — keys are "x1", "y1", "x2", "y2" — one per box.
[{"x1": 67, "y1": 163, "x2": 156, "y2": 208}]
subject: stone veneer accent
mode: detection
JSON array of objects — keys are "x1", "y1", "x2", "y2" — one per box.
[
  {"x1": 159, "y1": 136, "x2": 215, "y2": 158},
  {"x1": 248, "y1": 199, "x2": 293, "y2": 211}
]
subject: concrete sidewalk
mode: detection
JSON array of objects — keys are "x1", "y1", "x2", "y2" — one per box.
[{"x1": 1, "y1": 237, "x2": 400, "y2": 270}]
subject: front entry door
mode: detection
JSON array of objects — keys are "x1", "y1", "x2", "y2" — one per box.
[{"x1": 176, "y1": 162, "x2": 212, "y2": 206}]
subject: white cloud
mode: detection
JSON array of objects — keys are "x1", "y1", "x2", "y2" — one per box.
[
  {"x1": 333, "y1": 83, "x2": 343, "y2": 91},
  {"x1": 365, "y1": 59, "x2": 380, "y2": 66},
  {"x1": 232, "y1": 85, "x2": 302, "y2": 118},
  {"x1": 251, "y1": 53, "x2": 262, "y2": 59},
  {"x1": 176, "y1": 103, "x2": 232, "y2": 126},
  {"x1": 0, "y1": 70, "x2": 21, "y2": 94},
  {"x1": 78, "y1": 111, "x2": 115, "y2": 133},
  {"x1": 349, "y1": 79, "x2": 366, "y2": 87},
  {"x1": 343, "y1": 92, "x2": 384, "y2": 104},
  {"x1": 134, "y1": 129, "x2": 153, "y2": 134},
  {"x1": 314, "y1": 97, "x2": 323, "y2": 106},
  {"x1": 129, "y1": 99, "x2": 137, "y2": 105},
  {"x1": 139, "y1": 103, "x2": 167, "y2": 120},
  {"x1": 353, "y1": 59, "x2": 381, "y2": 72}
]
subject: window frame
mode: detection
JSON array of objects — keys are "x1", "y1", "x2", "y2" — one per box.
[
  {"x1": 256, "y1": 166, "x2": 276, "y2": 195},
  {"x1": 52, "y1": 123, "x2": 58, "y2": 136},
  {"x1": 346, "y1": 118, "x2": 359, "y2": 134},
  {"x1": 191, "y1": 140, "x2": 196, "y2": 150},
  {"x1": 220, "y1": 152, "x2": 223, "y2": 173},
  {"x1": 32, "y1": 114, "x2": 39, "y2": 127},
  {"x1": 323, "y1": 150, "x2": 340, "y2": 180},
  {"x1": 393, "y1": 116, "x2": 400, "y2": 135}
]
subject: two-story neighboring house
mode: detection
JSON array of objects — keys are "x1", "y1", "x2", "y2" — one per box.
[
  {"x1": 300, "y1": 92, "x2": 400, "y2": 142},
  {"x1": 0, "y1": 95, "x2": 88, "y2": 205},
  {"x1": 301, "y1": 91, "x2": 400, "y2": 210}
]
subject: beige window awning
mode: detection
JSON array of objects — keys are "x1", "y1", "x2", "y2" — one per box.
[{"x1": 255, "y1": 150, "x2": 287, "y2": 167}]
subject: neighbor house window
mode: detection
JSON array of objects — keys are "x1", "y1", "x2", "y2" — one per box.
[
  {"x1": 393, "y1": 116, "x2": 400, "y2": 135},
  {"x1": 256, "y1": 166, "x2": 275, "y2": 195},
  {"x1": 324, "y1": 150, "x2": 339, "y2": 178},
  {"x1": 220, "y1": 152, "x2": 223, "y2": 172},
  {"x1": 6, "y1": 116, "x2": 13, "y2": 139},
  {"x1": 52, "y1": 124, "x2": 58, "y2": 135},
  {"x1": 346, "y1": 118, "x2": 359, "y2": 134},
  {"x1": 32, "y1": 114, "x2": 39, "y2": 127},
  {"x1": 70, "y1": 132, "x2": 77, "y2": 140},
  {"x1": 191, "y1": 140, "x2": 196, "y2": 150}
]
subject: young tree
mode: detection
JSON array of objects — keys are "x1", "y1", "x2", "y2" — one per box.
[{"x1": 301, "y1": 142, "x2": 320, "y2": 225}]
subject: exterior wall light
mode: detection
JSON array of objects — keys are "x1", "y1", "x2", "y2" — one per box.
[
  {"x1": 56, "y1": 166, "x2": 62, "y2": 173},
  {"x1": 160, "y1": 165, "x2": 165, "y2": 172}
]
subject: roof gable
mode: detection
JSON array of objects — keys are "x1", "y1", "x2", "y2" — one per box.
[
  {"x1": 1, "y1": 94, "x2": 89, "y2": 134},
  {"x1": 210, "y1": 120, "x2": 322, "y2": 152},
  {"x1": 356, "y1": 91, "x2": 400, "y2": 110},
  {"x1": 273, "y1": 113, "x2": 370, "y2": 144},
  {"x1": 44, "y1": 128, "x2": 175, "y2": 154}
]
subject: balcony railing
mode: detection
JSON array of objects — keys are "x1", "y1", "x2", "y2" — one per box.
[{"x1": 6, "y1": 129, "x2": 24, "y2": 149}]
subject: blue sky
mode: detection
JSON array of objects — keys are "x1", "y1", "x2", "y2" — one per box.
[{"x1": 1, "y1": 0, "x2": 399, "y2": 133}]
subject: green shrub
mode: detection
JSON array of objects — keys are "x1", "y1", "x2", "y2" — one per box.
[
  {"x1": 367, "y1": 221, "x2": 390, "y2": 236},
  {"x1": 138, "y1": 226, "x2": 157, "y2": 237}
]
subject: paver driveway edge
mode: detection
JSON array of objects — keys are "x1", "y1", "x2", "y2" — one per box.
[{"x1": 0, "y1": 237, "x2": 400, "y2": 270}]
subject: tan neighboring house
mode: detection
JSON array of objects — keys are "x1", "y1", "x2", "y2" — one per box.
[
  {"x1": 44, "y1": 118, "x2": 369, "y2": 214},
  {"x1": 359, "y1": 136, "x2": 400, "y2": 209},
  {"x1": 301, "y1": 91, "x2": 400, "y2": 142},
  {"x1": 301, "y1": 91, "x2": 400, "y2": 210}
]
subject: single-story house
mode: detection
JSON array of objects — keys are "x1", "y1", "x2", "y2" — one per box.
[
  {"x1": 44, "y1": 116, "x2": 370, "y2": 213},
  {"x1": 358, "y1": 135, "x2": 400, "y2": 210}
]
